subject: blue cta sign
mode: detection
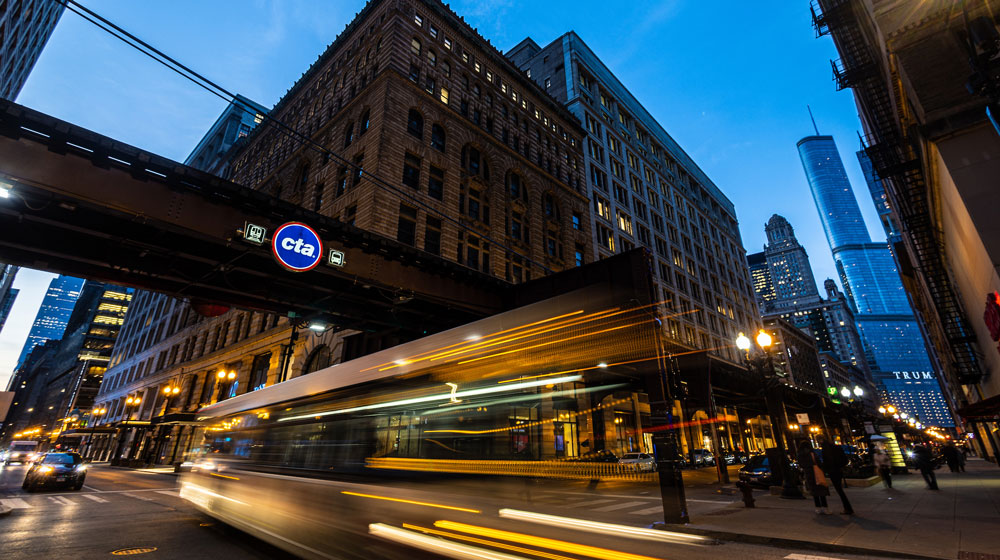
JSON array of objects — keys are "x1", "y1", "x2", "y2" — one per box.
[{"x1": 271, "y1": 222, "x2": 323, "y2": 272}]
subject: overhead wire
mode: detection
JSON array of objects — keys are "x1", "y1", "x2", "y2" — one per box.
[{"x1": 57, "y1": 0, "x2": 556, "y2": 276}]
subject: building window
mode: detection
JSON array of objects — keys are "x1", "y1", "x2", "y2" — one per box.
[
  {"x1": 444, "y1": 37, "x2": 452, "y2": 50},
  {"x1": 511, "y1": 211, "x2": 524, "y2": 241},
  {"x1": 407, "y1": 109, "x2": 423, "y2": 139},
  {"x1": 441, "y1": 61, "x2": 450, "y2": 77},
  {"x1": 575, "y1": 243, "x2": 585, "y2": 267},
  {"x1": 414, "y1": 13, "x2": 423, "y2": 27},
  {"x1": 410, "y1": 38, "x2": 421, "y2": 56},
  {"x1": 428, "y1": 165, "x2": 444, "y2": 200},
  {"x1": 461, "y1": 144, "x2": 489, "y2": 180},
  {"x1": 431, "y1": 124, "x2": 446, "y2": 152},
  {"x1": 572, "y1": 212, "x2": 582, "y2": 230},
  {"x1": 343, "y1": 122, "x2": 354, "y2": 148},
  {"x1": 508, "y1": 172, "x2": 526, "y2": 201},
  {"x1": 543, "y1": 193, "x2": 559, "y2": 219},
  {"x1": 304, "y1": 346, "x2": 331, "y2": 374},
  {"x1": 424, "y1": 216, "x2": 442, "y2": 255},
  {"x1": 440, "y1": 87, "x2": 450, "y2": 105},
  {"x1": 408, "y1": 64, "x2": 420, "y2": 83},
  {"x1": 427, "y1": 49, "x2": 436, "y2": 66},
  {"x1": 249, "y1": 353, "x2": 271, "y2": 392},
  {"x1": 616, "y1": 210, "x2": 633, "y2": 235},
  {"x1": 467, "y1": 187, "x2": 482, "y2": 221},
  {"x1": 402, "y1": 153, "x2": 421, "y2": 189},
  {"x1": 359, "y1": 108, "x2": 371, "y2": 135},
  {"x1": 545, "y1": 77, "x2": 551, "y2": 89},
  {"x1": 429, "y1": 24, "x2": 438, "y2": 39},
  {"x1": 397, "y1": 204, "x2": 417, "y2": 245}
]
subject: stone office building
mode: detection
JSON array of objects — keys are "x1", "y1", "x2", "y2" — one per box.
[
  {"x1": 90, "y1": 0, "x2": 594, "y2": 465},
  {"x1": 508, "y1": 32, "x2": 760, "y2": 364}
]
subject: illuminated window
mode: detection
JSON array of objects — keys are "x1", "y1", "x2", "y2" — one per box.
[
  {"x1": 439, "y1": 87, "x2": 449, "y2": 105},
  {"x1": 410, "y1": 38, "x2": 421, "y2": 56},
  {"x1": 414, "y1": 13, "x2": 423, "y2": 26}
]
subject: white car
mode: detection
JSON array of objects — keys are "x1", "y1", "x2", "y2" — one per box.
[{"x1": 619, "y1": 452, "x2": 656, "y2": 472}]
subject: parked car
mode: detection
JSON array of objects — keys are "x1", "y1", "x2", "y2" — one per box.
[
  {"x1": 689, "y1": 449, "x2": 716, "y2": 466},
  {"x1": 22, "y1": 452, "x2": 87, "y2": 492},
  {"x1": 737, "y1": 454, "x2": 801, "y2": 487},
  {"x1": 619, "y1": 452, "x2": 656, "y2": 472},
  {"x1": 723, "y1": 451, "x2": 747, "y2": 465}
]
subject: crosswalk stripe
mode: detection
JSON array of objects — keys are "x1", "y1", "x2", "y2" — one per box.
[
  {"x1": 47, "y1": 496, "x2": 74, "y2": 506},
  {"x1": 124, "y1": 493, "x2": 154, "y2": 502},
  {"x1": 592, "y1": 501, "x2": 649, "y2": 512},
  {"x1": 82, "y1": 494, "x2": 109, "y2": 503},
  {"x1": 575, "y1": 499, "x2": 617, "y2": 508},
  {"x1": 1, "y1": 498, "x2": 30, "y2": 509},
  {"x1": 155, "y1": 490, "x2": 180, "y2": 497},
  {"x1": 628, "y1": 505, "x2": 665, "y2": 515}
]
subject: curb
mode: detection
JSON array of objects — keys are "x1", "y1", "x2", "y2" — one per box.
[
  {"x1": 653, "y1": 523, "x2": 948, "y2": 560},
  {"x1": 0, "y1": 504, "x2": 12, "y2": 517}
]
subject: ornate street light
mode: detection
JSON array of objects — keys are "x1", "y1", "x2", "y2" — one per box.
[
  {"x1": 840, "y1": 387, "x2": 851, "y2": 398},
  {"x1": 853, "y1": 386, "x2": 864, "y2": 397},
  {"x1": 734, "y1": 331, "x2": 803, "y2": 499}
]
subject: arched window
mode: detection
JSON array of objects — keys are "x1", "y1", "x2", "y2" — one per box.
[
  {"x1": 462, "y1": 144, "x2": 489, "y2": 181},
  {"x1": 304, "y1": 345, "x2": 332, "y2": 374},
  {"x1": 407, "y1": 109, "x2": 423, "y2": 139},
  {"x1": 543, "y1": 193, "x2": 559, "y2": 219},
  {"x1": 410, "y1": 38, "x2": 421, "y2": 56},
  {"x1": 343, "y1": 122, "x2": 354, "y2": 148},
  {"x1": 431, "y1": 124, "x2": 445, "y2": 152},
  {"x1": 507, "y1": 172, "x2": 527, "y2": 201},
  {"x1": 359, "y1": 109, "x2": 371, "y2": 135}
]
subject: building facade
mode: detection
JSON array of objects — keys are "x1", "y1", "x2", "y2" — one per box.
[
  {"x1": 797, "y1": 134, "x2": 952, "y2": 426},
  {"x1": 0, "y1": 264, "x2": 17, "y2": 334},
  {"x1": 13, "y1": 274, "x2": 84, "y2": 371},
  {"x1": 184, "y1": 94, "x2": 268, "y2": 177},
  {"x1": 750, "y1": 215, "x2": 822, "y2": 313},
  {"x1": 762, "y1": 316, "x2": 826, "y2": 395},
  {"x1": 0, "y1": 0, "x2": 65, "y2": 99},
  {"x1": 509, "y1": 31, "x2": 759, "y2": 362}
]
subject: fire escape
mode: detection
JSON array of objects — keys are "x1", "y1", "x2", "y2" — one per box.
[{"x1": 811, "y1": 0, "x2": 984, "y2": 385}]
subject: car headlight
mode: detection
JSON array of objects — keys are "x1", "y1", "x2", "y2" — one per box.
[
  {"x1": 76, "y1": 464, "x2": 88, "y2": 472},
  {"x1": 39, "y1": 465, "x2": 54, "y2": 474}
]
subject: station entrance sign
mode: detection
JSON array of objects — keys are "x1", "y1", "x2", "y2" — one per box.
[{"x1": 271, "y1": 222, "x2": 323, "y2": 272}]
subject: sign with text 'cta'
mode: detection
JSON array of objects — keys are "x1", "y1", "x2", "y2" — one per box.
[{"x1": 271, "y1": 222, "x2": 323, "y2": 272}]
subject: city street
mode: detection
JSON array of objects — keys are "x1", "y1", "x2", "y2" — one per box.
[{"x1": 1, "y1": 462, "x2": 893, "y2": 560}]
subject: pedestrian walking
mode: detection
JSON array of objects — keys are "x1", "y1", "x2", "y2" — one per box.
[
  {"x1": 872, "y1": 445, "x2": 892, "y2": 488},
  {"x1": 913, "y1": 444, "x2": 939, "y2": 490},
  {"x1": 820, "y1": 437, "x2": 854, "y2": 515},
  {"x1": 941, "y1": 444, "x2": 960, "y2": 472},
  {"x1": 957, "y1": 447, "x2": 967, "y2": 473},
  {"x1": 797, "y1": 440, "x2": 830, "y2": 514}
]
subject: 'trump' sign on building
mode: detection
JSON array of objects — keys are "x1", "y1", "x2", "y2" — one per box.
[{"x1": 271, "y1": 222, "x2": 323, "y2": 272}]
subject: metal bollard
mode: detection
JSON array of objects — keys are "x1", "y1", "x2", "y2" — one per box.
[{"x1": 735, "y1": 480, "x2": 755, "y2": 508}]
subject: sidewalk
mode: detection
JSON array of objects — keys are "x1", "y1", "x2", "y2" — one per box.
[{"x1": 663, "y1": 458, "x2": 1000, "y2": 559}]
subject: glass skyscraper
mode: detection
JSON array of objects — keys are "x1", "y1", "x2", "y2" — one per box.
[
  {"x1": 798, "y1": 135, "x2": 953, "y2": 426},
  {"x1": 13, "y1": 274, "x2": 85, "y2": 370}
]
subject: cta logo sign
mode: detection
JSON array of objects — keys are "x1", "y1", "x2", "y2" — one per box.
[{"x1": 271, "y1": 222, "x2": 323, "y2": 272}]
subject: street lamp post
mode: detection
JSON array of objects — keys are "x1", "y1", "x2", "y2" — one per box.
[
  {"x1": 113, "y1": 395, "x2": 142, "y2": 466},
  {"x1": 216, "y1": 369, "x2": 237, "y2": 401},
  {"x1": 87, "y1": 406, "x2": 107, "y2": 461},
  {"x1": 736, "y1": 331, "x2": 804, "y2": 499}
]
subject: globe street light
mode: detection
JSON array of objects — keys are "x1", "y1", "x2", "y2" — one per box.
[
  {"x1": 840, "y1": 387, "x2": 851, "y2": 398},
  {"x1": 853, "y1": 386, "x2": 864, "y2": 397}
]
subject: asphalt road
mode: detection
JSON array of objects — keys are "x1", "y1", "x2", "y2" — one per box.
[{"x1": 0, "y1": 462, "x2": 885, "y2": 560}]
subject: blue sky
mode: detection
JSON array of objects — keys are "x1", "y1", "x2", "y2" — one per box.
[{"x1": 0, "y1": 0, "x2": 882, "y2": 389}]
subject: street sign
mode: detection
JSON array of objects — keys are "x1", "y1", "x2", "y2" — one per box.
[
  {"x1": 328, "y1": 249, "x2": 346, "y2": 267},
  {"x1": 271, "y1": 222, "x2": 323, "y2": 272},
  {"x1": 795, "y1": 413, "x2": 810, "y2": 425},
  {"x1": 242, "y1": 222, "x2": 267, "y2": 245}
]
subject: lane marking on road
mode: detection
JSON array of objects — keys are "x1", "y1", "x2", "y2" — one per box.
[
  {"x1": 572, "y1": 499, "x2": 617, "y2": 507},
  {"x1": 82, "y1": 485, "x2": 105, "y2": 492},
  {"x1": 592, "y1": 501, "x2": 650, "y2": 512},
  {"x1": 0, "y1": 498, "x2": 31, "y2": 509},
  {"x1": 155, "y1": 490, "x2": 180, "y2": 497},
  {"x1": 534, "y1": 490, "x2": 661, "y2": 501},
  {"x1": 81, "y1": 494, "x2": 109, "y2": 503},
  {"x1": 124, "y1": 493, "x2": 155, "y2": 502},
  {"x1": 785, "y1": 555, "x2": 846, "y2": 560},
  {"x1": 34, "y1": 487, "x2": 176, "y2": 498},
  {"x1": 47, "y1": 496, "x2": 74, "y2": 506},
  {"x1": 628, "y1": 505, "x2": 665, "y2": 515}
]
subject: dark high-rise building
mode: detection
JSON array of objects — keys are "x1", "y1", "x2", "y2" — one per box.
[
  {"x1": 797, "y1": 134, "x2": 952, "y2": 426},
  {"x1": 758, "y1": 214, "x2": 821, "y2": 311},
  {"x1": 184, "y1": 94, "x2": 269, "y2": 178},
  {"x1": 509, "y1": 31, "x2": 759, "y2": 362},
  {"x1": 14, "y1": 275, "x2": 84, "y2": 370},
  {"x1": 0, "y1": 0, "x2": 65, "y2": 99},
  {"x1": 747, "y1": 251, "x2": 774, "y2": 310},
  {"x1": 0, "y1": 264, "x2": 18, "y2": 333}
]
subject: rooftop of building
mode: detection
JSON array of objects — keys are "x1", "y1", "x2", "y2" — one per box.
[{"x1": 510, "y1": 30, "x2": 736, "y2": 217}]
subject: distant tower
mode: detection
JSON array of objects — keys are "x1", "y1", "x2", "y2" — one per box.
[
  {"x1": 761, "y1": 214, "x2": 821, "y2": 309},
  {"x1": 13, "y1": 275, "x2": 84, "y2": 370},
  {"x1": 797, "y1": 134, "x2": 953, "y2": 427}
]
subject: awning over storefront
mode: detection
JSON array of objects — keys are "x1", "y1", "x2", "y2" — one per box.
[
  {"x1": 955, "y1": 394, "x2": 1000, "y2": 420},
  {"x1": 150, "y1": 412, "x2": 201, "y2": 426}
]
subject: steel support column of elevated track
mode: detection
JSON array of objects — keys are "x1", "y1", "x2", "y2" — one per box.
[{"x1": 0, "y1": 99, "x2": 504, "y2": 333}]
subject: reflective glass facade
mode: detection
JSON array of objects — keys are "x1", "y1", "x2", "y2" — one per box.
[
  {"x1": 797, "y1": 136, "x2": 870, "y2": 248},
  {"x1": 833, "y1": 244, "x2": 912, "y2": 315},
  {"x1": 14, "y1": 275, "x2": 84, "y2": 369}
]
